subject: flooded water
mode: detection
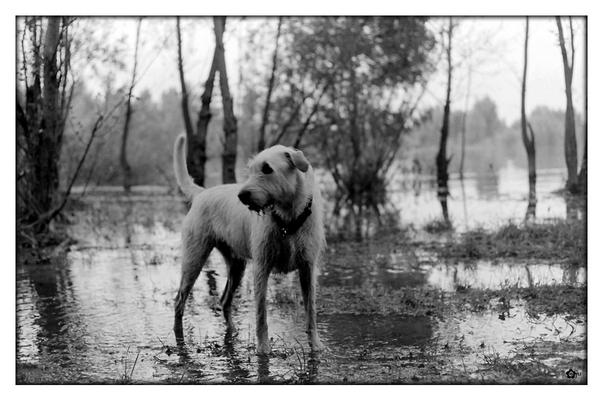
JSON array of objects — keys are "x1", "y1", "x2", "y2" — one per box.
[
  {"x1": 17, "y1": 168, "x2": 586, "y2": 383},
  {"x1": 386, "y1": 162, "x2": 584, "y2": 232}
]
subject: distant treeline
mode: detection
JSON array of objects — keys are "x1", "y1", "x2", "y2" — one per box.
[
  {"x1": 62, "y1": 82, "x2": 584, "y2": 189},
  {"x1": 405, "y1": 96, "x2": 585, "y2": 176}
]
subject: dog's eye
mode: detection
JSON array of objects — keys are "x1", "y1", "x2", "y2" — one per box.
[{"x1": 261, "y1": 162, "x2": 273, "y2": 175}]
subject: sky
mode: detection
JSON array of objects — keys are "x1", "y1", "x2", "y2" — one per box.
[{"x1": 84, "y1": 16, "x2": 586, "y2": 125}]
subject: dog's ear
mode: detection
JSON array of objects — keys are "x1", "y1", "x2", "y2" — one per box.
[{"x1": 286, "y1": 150, "x2": 309, "y2": 172}]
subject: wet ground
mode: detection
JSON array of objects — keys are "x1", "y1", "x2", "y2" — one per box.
[{"x1": 17, "y1": 168, "x2": 586, "y2": 384}]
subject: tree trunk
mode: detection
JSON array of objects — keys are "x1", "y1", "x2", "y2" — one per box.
[
  {"x1": 578, "y1": 136, "x2": 587, "y2": 193},
  {"x1": 258, "y1": 17, "x2": 283, "y2": 152},
  {"x1": 521, "y1": 17, "x2": 536, "y2": 221},
  {"x1": 436, "y1": 18, "x2": 453, "y2": 197},
  {"x1": 120, "y1": 18, "x2": 142, "y2": 192},
  {"x1": 556, "y1": 17, "x2": 579, "y2": 193},
  {"x1": 176, "y1": 17, "x2": 194, "y2": 147},
  {"x1": 214, "y1": 16, "x2": 238, "y2": 184},
  {"x1": 458, "y1": 66, "x2": 471, "y2": 180},
  {"x1": 36, "y1": 17, "x2": 62, "y2": 222},
  {"x1": 578, "y1": 53, "x2": 587, "y2": 194},
  {"x1": 176, "y1": 17, "x2": 217, "y2": 187}
]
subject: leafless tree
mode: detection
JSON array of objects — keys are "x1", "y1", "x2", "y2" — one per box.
[
  {"x1": 176, "y1": 17, "x2": 217, "y2": 186},
  {"x1": 556, "y1": 17, "x2": 579, "y2": 193},
  {"x1": 458, "y1": 65, "x2": 471, "y2": 180},
  {"x1": 213, "y1": 16, "x2": 238, "y2": 184},
  {"x1": 521, "y1": 17, "x2": 536, "y2": 220},
  {"x1": 436, "y1": 17, "x2": 454, "y2": 222},
  {"x1": 257, "y1": 17, "x2": 283, "y2": 152},
  {"x1": 120, "y1": 18, "x2": 142, "y2": 192},
  {"x1": 17, "y1": 17, "x2": 106, "y2": 234}
]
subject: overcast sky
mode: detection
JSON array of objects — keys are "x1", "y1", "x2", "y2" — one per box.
[{"x1": 93, "y1": 16, "x2": 586, "y2": 125}]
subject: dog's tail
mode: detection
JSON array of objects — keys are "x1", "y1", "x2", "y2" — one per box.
[{"x1": 173, "y1": 134, "x2": 203, "y2": 200}]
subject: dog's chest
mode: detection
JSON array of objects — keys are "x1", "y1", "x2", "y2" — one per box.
[{"x1": 264, "y1": 234, "x2": 303, "y2": 274}]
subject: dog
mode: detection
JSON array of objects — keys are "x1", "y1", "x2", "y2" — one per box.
[{"x1": 172, "y1": 134, "x2": 325, "y2": 354}]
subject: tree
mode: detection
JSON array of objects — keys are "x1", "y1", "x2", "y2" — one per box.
[
  {"x1": 458, "y1": 65, "x2": 471, "y2": 180},
  {"x1": 471, "y1": 96, "x2": 503, "y2": 139},
  {"x1": 269, "y1": 17, "x2": 435, "y2": 238},
  {"x1": 578, "y1": 128, "x2": 587, "y2": 194},
  {"x1": 257, "y1": 17, "x2": 283, "y2": 152},
  {"x1": 213, "y1": 17, "x2": 238, "y2": 184},
  {"x1": 176, "y1": 17, "x2": 217, "y2": 186},
  {"x1": 521, "y1": 17, "x2": 536, "y2": 220},
  {"x1": 556, "y1": 17, "x2": 578, "y2": 193},
  {"x1": 17, "y1": 17, "x2": 105, "y2": 234},
  {"x1": 120, "y1": 18, "x2": 142, "y2": 192},
  {"x1": 436, "y1": 17, "x2": 455, "y2": 222}
]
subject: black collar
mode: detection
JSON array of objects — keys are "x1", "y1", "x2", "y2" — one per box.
[{"x1": 271, "y1": 197, "x2": 313, "y2": 238}]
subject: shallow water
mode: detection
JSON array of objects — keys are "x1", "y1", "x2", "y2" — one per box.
[
  {"x1": 386, "y1": 163, "x2": 584, "y2": 232},
  {"x1": 17, "y1": 169, "x2": 586, "y2": 383}
]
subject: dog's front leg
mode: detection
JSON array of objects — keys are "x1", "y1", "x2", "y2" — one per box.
[
  {"x1": 254, "y1": 264, "x2": 271, "y2": 355},
  {"x1": 299, "y1": 265, "x2": 324, "y2": 351}
]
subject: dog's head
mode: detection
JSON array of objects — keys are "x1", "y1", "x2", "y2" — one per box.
[{"x1": 238, "y1": 145, "x2": 310, "y2": 215}]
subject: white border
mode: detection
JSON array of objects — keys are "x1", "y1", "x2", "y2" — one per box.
[{"x1": 2, "y1": 0, "x2": 597, "y2": 398}]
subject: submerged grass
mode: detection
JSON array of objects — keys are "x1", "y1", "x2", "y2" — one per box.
[
  {"x1": 423, "y1": 218, "x2": 453, "y2": 234},
  {"x1": 317, "y1": 283, "x2": 586, "y2": 321},
  {"x1": 439, "y1": 220, "x2": 585, "y2": 267}
]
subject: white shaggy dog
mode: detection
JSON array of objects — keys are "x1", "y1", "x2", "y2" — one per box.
[{"x1": 172, "y1": 134, "x2": 325, "y2": 354}]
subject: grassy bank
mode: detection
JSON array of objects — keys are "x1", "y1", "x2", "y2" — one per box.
[{"x1": 437, "y1": 220, "x2": 586, "y2": 267}]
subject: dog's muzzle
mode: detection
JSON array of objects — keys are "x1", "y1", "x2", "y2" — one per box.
[
  {"x1": 238, "y1": 189, "x2": 252, "y2": 206},
  {"x1": 238, "y1": 189, "x2": 274, "y2": 215}
]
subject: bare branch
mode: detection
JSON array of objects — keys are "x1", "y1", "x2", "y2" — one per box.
[{"x1": 292, "y1": 80, "x2": 331, "y2": 148}]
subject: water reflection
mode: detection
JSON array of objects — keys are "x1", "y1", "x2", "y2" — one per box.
[
  {"x1": 321, "y1": 314, "x2": 433, "y2": 349},
  {"x1": 17, "y1": 258, "x2": 88, "y2": 367},
  {"x1": 438, "y1": 192, "x2": 450, "y2": 225},
  {"x1": 323, "y1": 248, "x2": 585, "y2": 292},
  {"x1": 565, "y1": 193, "x2": 585, "y2": 221},
  {"x1": 525, "y1": 196, "x2": 537, "y2": 221},
  {"x1": 474, "y1": 165, "x2": 500, "y2": 200},
  {"x1": 426, "y1": 262, "x2": 585, "y2": 292},
  {"x1": 222, "y1": 330, "x2": 252, "y2": 382},
  {"x1": 387, "y1": 166, "x2": 577, "y2": 232},
  {"x1": 17, "y1": 176, "x2": 586, "y2": 383}
]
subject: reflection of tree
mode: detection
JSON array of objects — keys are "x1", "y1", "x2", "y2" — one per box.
[
  {"x1": 328, "y1": 202, "x2": 402, "y2": 241},
  {"x1": 525, "y1": 197, "x2": 536, "y2": 221},
  {"x1": 257, "y1": 355, "x2": 271, "y2": 383},
  {"x1": 474, "y1": 164, "x2": 499, "y2": 200},
  {"x1": 565, "y1": 194, "x2": 584, "y2": 221},
  {"x1": 460, "y1": 178, "x2": 469, "y2": 229},
  {"x1": 21, "y1": 258, "x2": 87, "y2": 363},
  {"x1": 524, "y1": 265, "x2": 534, "y2": 288},
  {"x1": 562, "y1": 265, "x2": 579, "y2": 286},
  {"x1": 438, "y1": 192, "x2": 450, "y2": 225},
  {"x1": 221, "y1": 330, "x2": 251, "y2": 382}
]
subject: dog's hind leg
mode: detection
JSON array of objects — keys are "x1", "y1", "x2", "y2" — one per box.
[
  {"x1": 174, "y1": 237, "x2": 213, "y2": 340},
  {"x1": 219, "y1": 256, "x2": 246, "y2": 331}
]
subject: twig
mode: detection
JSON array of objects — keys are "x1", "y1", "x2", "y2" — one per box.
[{"x1": 129, "y1": 350, "x2": 141, "y2": 380}]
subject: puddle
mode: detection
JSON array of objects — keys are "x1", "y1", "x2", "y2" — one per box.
[{"x1": 17, "y1": 172, "x2": 586, "y2": 383}]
